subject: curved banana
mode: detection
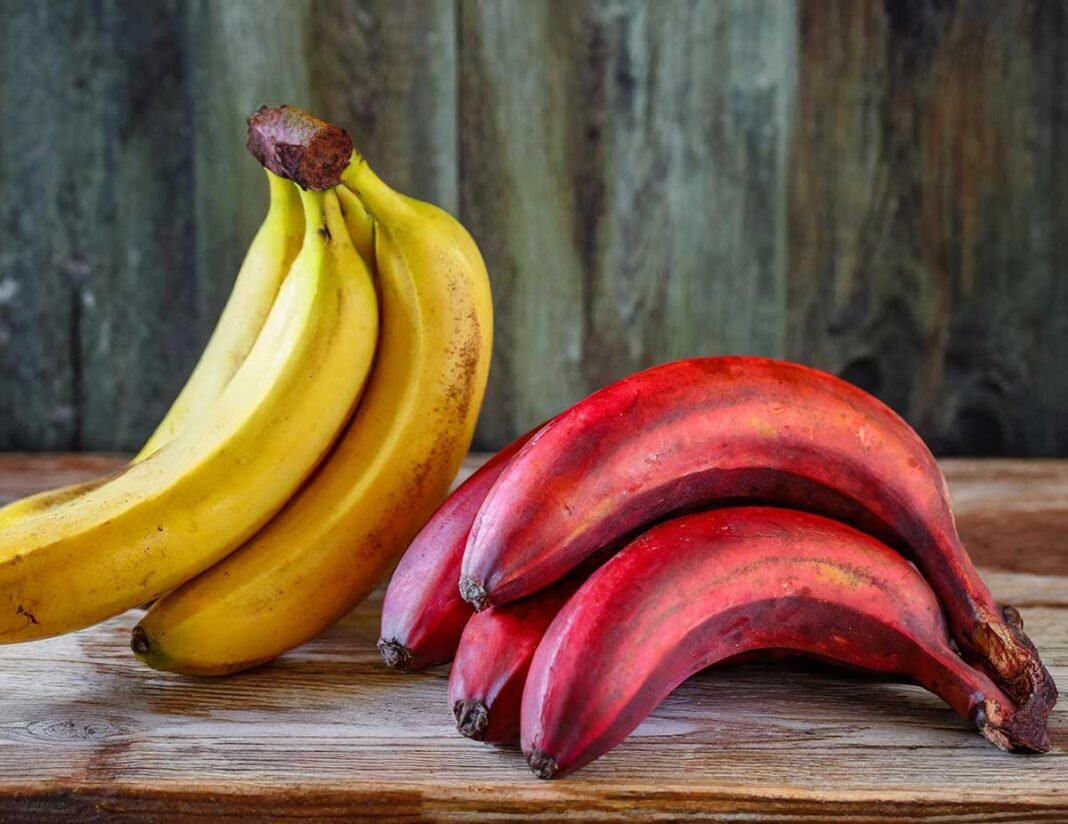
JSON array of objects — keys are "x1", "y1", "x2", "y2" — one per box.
[
  {"x1": 136, "y1": 170, "x2": 305, "y2": 459},
  {"x1": 522, "y1": 508, "x2": 1041, "y2": 778},
  {"x1": 0, "y1": 473, "x2": 119, "y2": 530},
  {"x1": 0, "y1": 188, "x2": 378, "y2": 642},
  {"x1": 0, "y1": 170, "x2": 305, "y2": 530},
  {"x1": 133, "y1": 158, "x2": 493, "y2": 675},
  {"x1": 337, "y1": 168, "x2": 376, "y2": 271}
]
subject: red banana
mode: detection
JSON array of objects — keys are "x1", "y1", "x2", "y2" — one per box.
[
  {"x1": 449, "y1": 575, "x2": 584, "y2": 742},
  {"x1": 522, "y1": 507, "x2": 1048, "y2": 780},
  {"x1": 462, "y1": 357, "x2": 1056, "y2": 729},
  {"x1": 378, "y1": 425, "x2": 540, "y2": 670}
]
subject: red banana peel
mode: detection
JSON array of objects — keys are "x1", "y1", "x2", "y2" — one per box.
[
  {"x1": 521, "y1": 507, "x2": 1047, "y2": 779},
  {"x1": 449, "y1": 575, "x2": 584, "y2": 742},
  {"x1": 378, "y1": 426, "x2": 539, "y2": 670},
  {"x1": 462, "y1": 357, "x2": 1056, "y2": 731}
]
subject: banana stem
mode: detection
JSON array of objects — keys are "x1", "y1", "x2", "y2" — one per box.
[{"x1": 246, "y1": 105, "x2": 353, "y2": 191}]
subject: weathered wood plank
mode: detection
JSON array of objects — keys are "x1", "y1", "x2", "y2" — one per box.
[
  {"x1": 2, "y1": 452, "x2": 1066, "y2": 577},
  {"x1": 788, "y1": 0, "x2": 1068, "y2": 457},
  {"x1": 2, "y1": 784, "x2": 1067, "y2": 824},
  {"x1": 458, "y1": 0, "x2": 591, "y2": 448},
  {"x1": 182, "y1": 0, "x2": 313, "y2": 324},
  {"x1": 0, "y1": 1, "x2": 166, "y2": 451},
  {"x1": 110, "y1": 0, "x2": 459, "y2": 453},
  {"x1": 0, "y1": 0, "x2": 313, "y2": 453},
  {"x1": 461, "y1": 0, "x2": 797, "y2": 449},
  {"x1": 310, "y1": 0, "x2": 459, "y2": 213},
  {"x1": 0, "y1": 453, "x2": 126, "y2": 507},
  {"x1": 170, "y1": 0, "x2": 314, "y2": 449},
  {"x1": 946, "y1": 458, "x2": 1068, "y2": 577},
  {"x1": 3, "y1": 0, "x2": 1068, "y2": 461},
  {"x1": 0, "y1": 571, "x2": 1062, "y2": 819},
  {"x1": 0, "y1": 455, "x2": 1063, "y2": 819},
  {"x1": 78, "y1": 1, "x2": 199, "y2": 452}
]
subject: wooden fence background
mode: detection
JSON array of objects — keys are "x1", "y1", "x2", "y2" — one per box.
[{"x1": 1, "y1": 0, "x2": 1066, "y2": 455}]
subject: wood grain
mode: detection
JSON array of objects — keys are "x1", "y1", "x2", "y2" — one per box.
[
  {"x1": 3, "y1": 1, "x2": 1068, "y2": 456},
  {"x1": 0, "y1": 455, "x2": 1063, "y2": 820},
  {"x1": 0, "y1": 453, "x2": 126, "y2": 507},
  {"x1": 789, "y1": 0, "x2": 1068, "y2": 457},
  {"x1": 175, "y1": 0, "x2": 314, "y2": 450},
  {"x1": 310, "y1": 0, "x2": 459, "y2": 214},
  {"x1": 0, "y1": 1, "x2": 195, "y2": 452},
  {"x1": 2, "y1": 452, "x2": 1066, "y2": 575},
  {"x1": 461, "y1": 0, "x2": 796, "y2": 447}
]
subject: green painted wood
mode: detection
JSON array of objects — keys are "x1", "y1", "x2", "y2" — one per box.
[
  {"x1": 1, "y1": 0, "x2": 1067, "y2": 456},
  {"x1": 0, "y1": 0, "x2": 309, "y2": 451},
  {"x1": 0, "y1": 1, "x2": 197, "y2": 451},
  {"x1": 183, "y1": 0, "x2": 312, "y2": 326},
  {"x1": 458, "y1": 0, "x2": 592, "y2": 448},
  {"x1": 310, "y1": 0, "x2": 459, "y2": 213},
  {"x1": 78, "y1": 2, "x2": 199, "y2": 452},
  {"x1": 461, "y1": 0, "x2": 797, "y2": 448},
  {"x1": 788, "y1": 0, "x2": 1068, "y2": 457},
  {"x1": 167, "y1": 0, "x2": 314, "y2": 448}
]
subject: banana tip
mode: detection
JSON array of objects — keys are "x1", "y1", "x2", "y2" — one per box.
[
  {"x1": 458, "y1": 576, "x2": 489, "y2": 611},
  {"x1": 974, "y1": 699, "x2": 1051, "y2": 753},
  {"x1": 526, "y1": 749, "x2": 559, "y2": 780},
  {"x1": 377, "y1": 638, "x2": 413, "y2": 671},
  {"x1": 453, "y1": 700, "x2": 489, "y2": 740},
  {"x1": 130, "y1": 625, "x2": 151, "y2": 657}
]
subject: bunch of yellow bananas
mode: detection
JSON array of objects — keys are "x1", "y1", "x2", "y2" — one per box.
[{"x1": 0, "y1": 106, "x2": 493, "y2": 676}]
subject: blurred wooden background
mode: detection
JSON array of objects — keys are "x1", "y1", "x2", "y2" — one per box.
[{"x1": 1, "y1": 0, "x2": 1066, "y2": 455}]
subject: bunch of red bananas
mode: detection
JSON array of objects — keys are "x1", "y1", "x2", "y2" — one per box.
[{"x1": 379, "y1": 357, "x2": 1056, "y2": 778}]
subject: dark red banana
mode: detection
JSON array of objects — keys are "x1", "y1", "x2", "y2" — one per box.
[
  {"x1": 449, "y1": 575, "x2": 584, "y2": 742},
  {"x1": 521, "y1": 507, "x2": 1048, "y2": 780},
  {"x1": 462, "y1": 357, "x2": 1056, "y2": 728},
  {"x1": 378, "y1": 425, "x2": 540, "y2": 670}
]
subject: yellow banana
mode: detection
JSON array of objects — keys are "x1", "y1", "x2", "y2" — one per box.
[
  {"x1": 0, "y1": 170, "x2": 304, "y2": 530},
  {"x1": 133, "y1": 157, "x2": 492, "y2": 675},
  {"x1": 136, "y1": 170, "x2": 306, "y2": 459},
  {"x1": 337, "y1": 167, "x2": 376, "y2": 271},
  {"x1": 0, "y1": 187, "x2": 378, "y2": 643},
  {"x1": 0, "y1": 472, "x2": 120, "y2": 529}
]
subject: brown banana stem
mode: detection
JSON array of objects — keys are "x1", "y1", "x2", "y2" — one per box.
[{"x1": 246, "y1": 105, "x2": 353, "y2": 190}]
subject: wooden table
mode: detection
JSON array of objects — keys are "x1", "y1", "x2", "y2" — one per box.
[{"x1": 0, "y1": 454, "x2": 1064, "y2": 822}]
